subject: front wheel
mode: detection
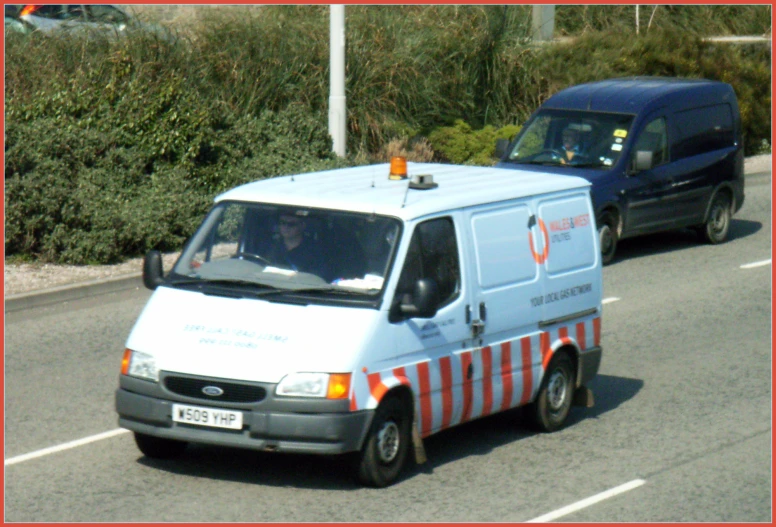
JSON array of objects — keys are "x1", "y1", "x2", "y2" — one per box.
[
  {"x1": 134, "y1": 432, "x2": 188, "y2": 459},
  {"x1": 356, "y1": 396, "x2": 411, "y2": 487},
  {"x1": 699, "y1": 193, "x2": 731, "y2": 244},
  {"x1": 526, "y1": 352, "x2": 576, "y2": 433},
  {"x1": 598, "y1": 212, "x2": 618, "y2": 265}
]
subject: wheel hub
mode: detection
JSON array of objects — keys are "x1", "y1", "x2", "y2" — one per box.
[
  {"x1": 710, "y1": 206, "x2": 725, "y2": 232},
  {"x1": 547, "y1": 370, "x2": 568, "y2": 411},
  {"x1": 376, "y1": 421, "x2": 400, "y2": 464}
]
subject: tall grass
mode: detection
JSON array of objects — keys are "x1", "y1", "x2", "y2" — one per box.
[
  {"x1": 555, "y1": 5, "x2": 771, "y2": 36},
  {"x1": 7, "y1": 5, "x2": 770, "y2": 156}
]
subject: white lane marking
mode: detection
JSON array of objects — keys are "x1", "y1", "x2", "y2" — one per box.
[
  {"x1": 740, "y1": 259, "x2": 772, "y2": 269},
  {"x1": 602, "y1": 297, "x2": 620, "y2": 304},
  {"x1": 526, "y1": 479, "x2": 646, "y2": 522},
  {"x1": 5, "y1": 428, "x2": 130, "y2": 466}
]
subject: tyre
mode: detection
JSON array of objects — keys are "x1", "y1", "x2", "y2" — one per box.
[
  {"x1": 700, "y1": 193, "x2": 731, "y2": 244},
  {"x1": 598, "y1": 212, "x2": 618, "y2": 265},
  {"x1": 134, "y1": 432, "x2": 188, "y2": 459},
  {"x1": 526, "y1": 352, "x2": 575, "y2": 433},
  {"x1": 356, "y1": 395, "x2": 411, "y2": 487}
]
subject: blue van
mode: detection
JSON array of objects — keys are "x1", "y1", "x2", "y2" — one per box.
[{"x1": 495, "y1": 77, "x2": 745, "y2": 264}]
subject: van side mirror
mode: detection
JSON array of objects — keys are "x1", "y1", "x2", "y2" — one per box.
[
  {"x1": 143, "y1": 250, "x2": 165, "y2": 290},
  {"x1": 494, "y1": 139, "x2": 509, "y2": 159},
  {"x1": 633, "y1": 150, "x2": 654, "y2": 172},
  {"x1": 397, "y1": 278, "x2": 439, "y2": 319}
]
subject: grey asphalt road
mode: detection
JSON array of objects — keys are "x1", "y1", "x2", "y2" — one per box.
[{"x1": 4, "y1": 173, "x2": 771, "y2": 522}]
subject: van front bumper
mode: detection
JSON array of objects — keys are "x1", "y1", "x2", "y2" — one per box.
[{"x1": 116, "y1": 376, "x2": 373, "y2": 455}]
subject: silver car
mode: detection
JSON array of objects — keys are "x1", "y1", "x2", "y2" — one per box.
[{"x1": 18, "y1": 4, "x2": 171, "y2": 39}]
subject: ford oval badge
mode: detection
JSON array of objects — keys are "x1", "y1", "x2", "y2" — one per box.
[{"x1": 202, "y1": 385, "x2": 224, "y2": 397}]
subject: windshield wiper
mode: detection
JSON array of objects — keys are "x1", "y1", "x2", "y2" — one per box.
[
  {"x1": 167, "y1": 276, "x2": 377, "y2": 297},
  {"x1": 168, "y1": 276, "x2": 280, "y2": 292},
  {"x1": 568, "y1": 162, "x2": 607, "y2": 168},
  {"x1": 520, "y1": 160, "x2": 564, "y2": 166},
  {"x1": 255, "y1": 286, "x2": 376, "y2": 297}
]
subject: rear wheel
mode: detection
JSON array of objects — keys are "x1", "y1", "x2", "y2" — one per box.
[
  {"x1": 598, "y1": 212, "x2": 618, "y2": 265},
  {"x1": 134, "y1": 432, "x2": 188, "y2": 459},
  {"x1": 356, "y1": 395, "x2": 411, "y2": 487},
  {"x1": 527, "y1": 352, "x2": 575, "y2": 433},
  {"x1": 699, "y1": 193, "x2": 731, "y2": 244}
]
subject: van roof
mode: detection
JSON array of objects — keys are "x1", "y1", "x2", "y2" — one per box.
[
  {"x1": 542, "y1": 76, "x2": 736, "y2": 115},
  {"x1": 215, "y1": 162, "x2": 590, "y2": 220}
]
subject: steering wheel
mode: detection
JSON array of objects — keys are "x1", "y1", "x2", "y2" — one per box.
[
  {"x1": 539, "y1": 148, "x2": 566, "y2": 160},
  {"x1": 232, "y1": 252, "x2": 271, "y2": 266}
]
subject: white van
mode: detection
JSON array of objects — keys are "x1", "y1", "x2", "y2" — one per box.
[{"x1": 116, "y1": 159, "x2": 603, "y2": 487}]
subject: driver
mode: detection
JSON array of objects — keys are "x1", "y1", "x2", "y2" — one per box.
[
  {"x1": 561, "y1": 126, "x2": 583, "y2": 163},
  {"x1": 267, "y1": 213, "x2": 331, "y2": 278}
]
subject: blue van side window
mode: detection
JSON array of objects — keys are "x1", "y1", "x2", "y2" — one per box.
[
  {"x1": 673, "y1": 104, "x2": 734, "y2": 160},
  {"x1": 632, "y1": 118, "x2": 668, "y2": 167}
]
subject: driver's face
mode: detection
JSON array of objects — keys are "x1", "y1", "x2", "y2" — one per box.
[
  {"x1": 279, "y1": 215, "x2": 305, "y2": 238},
  {"x1": 563, "y1": 131, "x2": 579, "y2": 149}
]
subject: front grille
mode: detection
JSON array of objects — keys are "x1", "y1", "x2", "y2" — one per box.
[{"x1": 165, "y1": 376, "x2": 267, "y2": 403}]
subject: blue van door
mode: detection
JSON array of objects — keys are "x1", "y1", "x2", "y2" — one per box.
[{"x1": 620, "y1": 115, "x2": 678, "y2": 234}]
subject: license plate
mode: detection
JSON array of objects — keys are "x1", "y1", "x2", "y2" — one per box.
[{"x1": 172, "y1": 403, "x2": 243, "y2": 430}]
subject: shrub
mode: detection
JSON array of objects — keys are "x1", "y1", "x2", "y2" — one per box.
[
  {"x1": 5, "y1": 100, "x2": 345, "y2": 264},
  {"x1": 374, "y1": 137, "x2": 436, "y2": 163},
  {"x1": 428, "y1": 120, "x2": 522, "y2": 165}
]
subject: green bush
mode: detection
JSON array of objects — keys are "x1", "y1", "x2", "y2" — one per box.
[
  {"x1": 428, "y1": 120, "x2": 521, "y2": 165},
  {"x1": 5, "y1": 98, "x2": 345, "y2": 264}
]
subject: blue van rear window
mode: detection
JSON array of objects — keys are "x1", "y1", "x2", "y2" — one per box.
[{"x1": 673, "y1": 104, "x2": 735, "y2": 159}]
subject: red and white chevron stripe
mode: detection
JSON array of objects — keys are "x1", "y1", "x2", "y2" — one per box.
[{"x1": 350, "y1": 316, "x2": 600, "y2": 438}]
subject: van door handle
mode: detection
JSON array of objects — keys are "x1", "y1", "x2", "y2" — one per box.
[
  {"x1": 479, "y1": 302, "x2": 487, "y2": 321},
  {"x1": 471, "y1": 320, "x2": 485, "y2": 337}
]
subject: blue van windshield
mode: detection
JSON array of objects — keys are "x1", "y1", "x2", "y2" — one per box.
[{"x1": 507, "y1": 109, "x2": 635, "y2": 170}]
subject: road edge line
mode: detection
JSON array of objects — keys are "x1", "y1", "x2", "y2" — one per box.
[{"x1": 4, "y1": 275, "x2": 143, "y2": 313}]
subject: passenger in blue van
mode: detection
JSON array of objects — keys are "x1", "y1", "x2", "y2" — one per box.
[{"x1": 267, "y1": 213, "x2": 332, "y2": 279}]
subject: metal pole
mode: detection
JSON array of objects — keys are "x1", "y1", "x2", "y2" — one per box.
[
  {"x1": 635, "y1": 5, "x2": 640, "y2": 35},
  {"x1": 329, "y1": 5, "x2": 346, "y2": 157},
  {"x1": 531, "y1": 5, "x2": 555, "y2": 42}
]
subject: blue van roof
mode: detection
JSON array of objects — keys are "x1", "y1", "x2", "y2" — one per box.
[{"x1": 541, "y1": 77, "x2": 736, "y2": 115}]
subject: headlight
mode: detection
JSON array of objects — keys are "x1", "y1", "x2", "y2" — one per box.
[
  {"x1": 121, "y1": 348, "x2": 159, "y2": 382},
  {"x1": 277, "y1": 373, "x2": 328, "y2": 397},
  {"x1": 276, "y1": 372, "x2": 351, "y2": 399}
]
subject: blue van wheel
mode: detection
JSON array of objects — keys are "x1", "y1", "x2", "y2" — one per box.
[
  {"x1": 701, "y1": 193, "x2": 731, "y2": 244},
  {"x1": 598, "y1": 212, "x2": 618, "y2": 265},
  {"x1": 356, "y1": 396, "x2": 411, "y2": 487}
]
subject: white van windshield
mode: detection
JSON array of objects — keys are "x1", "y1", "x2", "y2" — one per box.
[
  {"x1": 171, "y1": 202, "x2": 401, "y2": 298},
  {"x1": 508, "y1": 109, "x2": 635, "y2": 169}
]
